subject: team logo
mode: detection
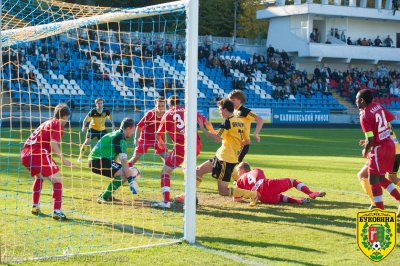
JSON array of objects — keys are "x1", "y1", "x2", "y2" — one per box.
[{"x1": 357, "y1": 209, "x2": 396, "y2": 262}]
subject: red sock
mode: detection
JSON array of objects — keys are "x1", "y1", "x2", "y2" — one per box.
[
  {"x1": 293, "y1": 179, "x2": 312, "y2": 195},
  {"x1": 53, "y1": 182, "x2": 63, "y2": 210},
  {"x1": 280, "y1": 194, "x2": 302, "y2": 204},
  {"x1": 380, "y1": 178, "x2": 400, "y2": 202},
  {"x1": 161, "y1": 174, "x2": 170, "y2": 203},
  {"x1": 371, "y1": 183, "x2": 384, "y2": 209},
  {"x1": 32, "y1": 178, "x2": 44, "y2": 205}
]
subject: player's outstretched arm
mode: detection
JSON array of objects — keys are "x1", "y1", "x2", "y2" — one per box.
[
  {"x1": 81, "y1": 114, "x2": 90, "y2": 133},
  {"x1": 198, "y1": 118, "x2": 221, "y2": 142},
  {"x1": 253, "y1": 115, "x2": 264, "y2": 142},
  {"x1": 205, "y1": 119, "x2": 217, "y2": 134},
  {"x1": 108, "y1": 115, "x2": 116, "y2": 131},
  {"x1": 51, "y1": 139, "x2": 74, "y2": 167},
  {"x1": 134, "y1": 126, "x2": 142, "y2": 147}
]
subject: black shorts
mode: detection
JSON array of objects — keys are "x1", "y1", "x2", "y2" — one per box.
[
  {"x1": 210, "y1": 156, "x2": 237, "y2": 182},
  {"x1": 238, "y1": 144, "x2": 250, "y2": 162},
  {"x1": 88, "y1": 158, "x2": 122, "y2": 178},
  {"x1": 393, "y1": 154, "x2": 400, "y2": 172},
  {"x1": 86, "y1": 129, "x2": 107, "y2": 140}
]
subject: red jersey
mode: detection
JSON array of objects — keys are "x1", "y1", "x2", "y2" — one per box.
[
  {"x1": 360, "y1": 103, "x2": 394, "y2": 145},
  {"x1": 157, "y1": 106, "x2": 206, "y2": 145},
  {"x1": 236, "y1": 168, "x2": 267, "y2": 193},
  {"x1": 137, "y1": 109, "x2": 163, "y2": 142},
  {"x1": 22, "y1": 119, "x2": 64, "y2": 155}
]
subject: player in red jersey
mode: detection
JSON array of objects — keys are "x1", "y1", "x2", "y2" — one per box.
[
  {"x1": 153, "y1": 95, "x2": 215, "y2": 208},
  {"x1": 356, "y1": 89, "x2": 400, "y2": 215},
  {"x1": 128, "y1": 97, "x2": 168, "y2": 165},
  {"x1": 20, "y1": 104, "x2": 74, "y2": 220},
  {"x1": 234, "y1": 162, "x2": 326, "y2": 205}
]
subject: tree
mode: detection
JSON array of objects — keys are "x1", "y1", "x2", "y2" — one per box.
[
  {"x1": 199, "y1": 0, "x2": 235, "y2": 36},
  {"x1": 237, "y1": 0, "x2": 268, "y2": 40}
]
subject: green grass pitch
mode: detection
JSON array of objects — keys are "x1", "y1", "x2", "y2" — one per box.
[{"x1": 1, "y1": 127, "x2": 399, "y2": 265}]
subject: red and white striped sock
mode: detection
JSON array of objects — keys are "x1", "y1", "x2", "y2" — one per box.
[
  {"x1": 161, "y1": 174, "x2": 170, "y2": 203},
  {"x1": 293, "y1": 179, "x2": 312, "y2": 195},
  {"x1": 380, "y1": 178, "x2": 400, "y2": 202},
  {"x1": 280, "y1": 194, "x2": 302, "y2": 204}
]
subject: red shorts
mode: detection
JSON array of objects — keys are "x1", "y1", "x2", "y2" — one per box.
[
  {"x1": 165, "y1": 142, "x2": 202, "y2": 168},
  {"x1": 368, "y1": 140, "x2": 395, "y2": 175},
  {"x1": 260, "y1": 178, "x2": 293, "y2": 204},
  {"x1": 135, "y1": 139, "x2": 167, "y2": 155},
  {"x1": 21, "y1": 149, "x2": 59, "y2": 177}
]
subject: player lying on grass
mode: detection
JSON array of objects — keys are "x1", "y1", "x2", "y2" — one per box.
[
  {"x1": 234, "y1": 162, "x2": 326, "y2": 205},
  {"x1": 88, "y1": 118, "x2": 139, "y2": 204},
  {"x1": 21, "y1": 103, "x2": 74, "y2": 220},
  {"x1": 195, "y1": 99, "x2": 259, "y2": 203}
]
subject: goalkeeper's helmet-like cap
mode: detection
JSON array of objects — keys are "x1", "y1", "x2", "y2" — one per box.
[
  {"x1": 54, "y1": 103, "x2": 70, "y2": 119},
  {"x1": 120, "y1": 117, "x2": 134, "y2": 130}
]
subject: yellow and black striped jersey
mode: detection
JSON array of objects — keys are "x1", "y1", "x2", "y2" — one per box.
[
  {"x1": 389, "y1": 122, "x2": 400, "y2": 155},
  {"x1": 215, "y1": 115, "x2": 249, "y2": 163},
  {"x1": 84, "y1": 109, "x2": 112, "y2": 131},
  {"x1": 234, "y1": 104, "x2": 258, "y2": 137}
]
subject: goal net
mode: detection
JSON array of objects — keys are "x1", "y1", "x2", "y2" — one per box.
[{"x1": 0, "y1": 0, "x2": 198, "y2": 262}]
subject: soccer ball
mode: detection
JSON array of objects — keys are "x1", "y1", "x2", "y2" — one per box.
[{"x1": 129, "y1": 167, "x2": 141, "y2": 180}]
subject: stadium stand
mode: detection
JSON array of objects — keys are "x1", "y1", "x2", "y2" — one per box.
[{"x1": 2, "y1": 31, "x2": 358, "y2": 113}]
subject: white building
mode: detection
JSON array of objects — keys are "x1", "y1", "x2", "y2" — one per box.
[{"x1": 257, "y1": 1, "x2": 400, "y2": 71}]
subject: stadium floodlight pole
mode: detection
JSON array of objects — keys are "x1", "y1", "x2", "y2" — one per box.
[{"x1": 183, "y1": 0, "x2": 198, "y2": 244}]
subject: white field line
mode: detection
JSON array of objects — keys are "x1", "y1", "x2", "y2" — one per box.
[{"x1": 193, "y1": 243, "x2": 271, "y2": 266}]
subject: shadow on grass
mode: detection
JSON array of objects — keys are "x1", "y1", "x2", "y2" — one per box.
[
  {"x1": 197, "y1": 203, "x2": 356, "y2": 238},
  {"x1": 68, "y1": 214, "x2": 181, "y2": 240},
  {"x1": 194, "y1": 240, "x2": 323, "y2": 266}
]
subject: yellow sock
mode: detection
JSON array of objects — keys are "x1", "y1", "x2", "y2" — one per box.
[
  {"x1": 230, "y1": 187, "x2": 257, "y2": 198},
  {"x1": 231, "y1": 169, "x2": 240, "y2": 181},
  {"x1": 196, "y1": 176, "x2": 202, "y2": 188},
  {"x1": 359, "y1": 178, "x2": 374, "y2": 205}
]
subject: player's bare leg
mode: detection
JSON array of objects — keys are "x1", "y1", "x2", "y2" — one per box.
[
  {"x1": 231, "y1": 166, "x2": 240, "y2": 181},
  {"x1": 175, "y1": 160, "x2": 213, "y2": 204},
  {"x1": 387, "y1": 172, "x2": 400, "y2": 186},
  {"x1": 358, "y1": 164, "x2": 374, "y2": 208},
  {"x1": 78, "y1": 138, "x2": 91, "y2": 163}
]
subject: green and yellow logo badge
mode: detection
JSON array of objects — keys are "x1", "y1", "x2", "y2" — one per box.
[{"x1": 357, "y1": 209, "x2": 397, "y2": 262}]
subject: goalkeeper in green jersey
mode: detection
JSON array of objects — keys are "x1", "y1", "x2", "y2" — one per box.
[{"x1": 88, "y1": 117, "x2": 138, "y2": 203}]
